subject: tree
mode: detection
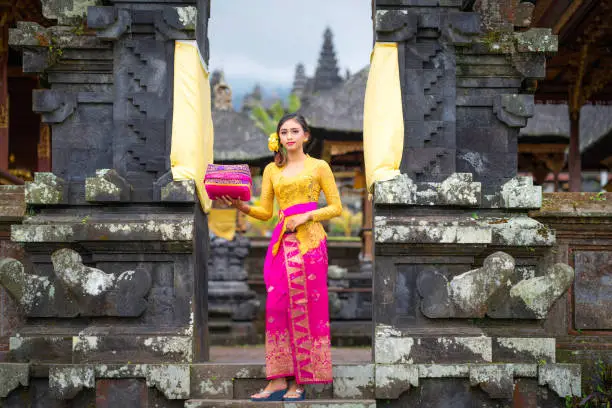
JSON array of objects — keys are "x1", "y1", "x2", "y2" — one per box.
[{"x1": 250, "y1": 94, "x2": 301, "y2": 135}]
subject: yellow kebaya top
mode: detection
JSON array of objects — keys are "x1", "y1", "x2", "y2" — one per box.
[{"x1": 247, "y1": 156, "x2": 343, "y2": 254}]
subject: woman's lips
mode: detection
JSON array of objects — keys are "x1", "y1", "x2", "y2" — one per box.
[{"x1": 287, "y1": 142, "x2": 296, "y2": 146}]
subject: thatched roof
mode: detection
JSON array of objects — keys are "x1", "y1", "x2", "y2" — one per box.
[
  {"x1": 520, "y1": 104, "x2": 612, "y2": 152},
  {"x1": 212, "y1": 110, "x2": 272, "y2": 163},
  {"x1": 300, "y1": 67, "x2": 369, "y2": 133}
]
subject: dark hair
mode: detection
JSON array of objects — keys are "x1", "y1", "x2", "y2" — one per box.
[{"x1": 274, "y1": 113, "x2": 310, "y2": 167}]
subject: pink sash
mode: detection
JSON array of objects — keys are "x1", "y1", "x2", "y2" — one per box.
[{"x1": 263, "y1": 202, "x2": 318, "y2": 290}]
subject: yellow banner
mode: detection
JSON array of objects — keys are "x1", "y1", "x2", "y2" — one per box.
[
  {"x1": 208, "y1": 208, "x2": 238, "y2": 241},
  {"x1": 170, "y1": 40, "x2": 214, "y2": 212},
  {"x1": 363, "y1": 42, "x2": 404, "y2": 192}
]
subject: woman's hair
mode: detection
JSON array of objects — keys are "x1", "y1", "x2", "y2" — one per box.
[{"x1": 274, "y1": 113, "x2": 310, "y2": 167}]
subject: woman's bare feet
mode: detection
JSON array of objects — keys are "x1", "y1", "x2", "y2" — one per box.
[{"x1": 250, "y1": 378, "x2": 287, "y2": 399}]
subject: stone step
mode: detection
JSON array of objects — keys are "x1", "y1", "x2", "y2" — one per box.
[
  {"x1": 190, "y1": 363, "x2": 374, "y2": 400},
  {"x1": 184, "y1": 400, "x2": 376, "y2": 408}
]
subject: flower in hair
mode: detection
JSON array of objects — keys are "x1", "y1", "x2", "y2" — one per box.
[{"x1": 268, "y1": 132, "x2": 279, "y2": 152}]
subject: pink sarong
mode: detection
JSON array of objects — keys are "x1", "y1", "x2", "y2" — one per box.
[{"x1": 263, "y1": 202, "x2": 332, "y2": 384}]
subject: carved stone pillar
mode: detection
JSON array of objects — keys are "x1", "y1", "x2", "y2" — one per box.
[
  {"x1": 1, "y1": 0, "x2": 212, "y2": 405},
  {"x1": 372, "y1": 1, "x2": 580, "y2": 405}
]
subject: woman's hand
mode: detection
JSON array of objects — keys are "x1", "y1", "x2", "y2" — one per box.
[
  {"x1": 285, "y1": 213, "x2": 311, "y2": 232},
  {"x1": 220, "y1": 195, "x2": 249, "y2": 213}
]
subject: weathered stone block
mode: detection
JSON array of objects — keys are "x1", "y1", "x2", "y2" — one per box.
[
  {"x1": 375, "y1": 10, "x2": 418, "y2": 43},
  {"x1": 435, "y1": 173, "x2": 481, "y2": 206},
  {"x1": 161, "y1": 180, "x2": 196, "y2": 203},
  {"x1": 493, "y1": 94, "x2": 535, "y2": 128},
  {"x1": 373, "y1": 174, "x2": 417, "y2": 205},
  {"x1": 72, "y1": 336, "x2": 192, "y2": 364},
  {"x1": 0, "y1": 363, "x2": 29, "y2": 398},
  {"x1": 333, "y1": 364, "x2": 375, "y2": 399},
  {"x1": 41, "y1": 0, "x2": 103, "y2": 25},
  {"x1": 25, "y1": 173, "x2": 66, "y2": 205},
  {"x1": 417, "y1": 251, "x2": 514, "y2": 318},
  {"x1": 573, "y1": 251, "x2": 612, "y2": 330},
  {"x1": 375, "y1": 326, "x2": 493, "y2": 364},
  {"x1": 49, "y1": 365, "x2": 95, "y2": 399},
  {"x1": 443, "y1": 11, "x2": 481, "y2": 45},
  {"x1": 185, "y1": 401, "x2": 377, "y2": 408},
  {"x1": 514, "y1": 28, "x2": 558, "y2": 53},
  {"x1": 86, "y1": 169, "x2": 132, "y2": 202},
  {"x1": 499, "y1": 176, "x2": 542, "y2": 209},
  {"x1": 0, "y1": 258, "x2": 56, "y2": 315},
  {"x1": 538, "y1": 364, "x2": 581, "y2": 398},
  {"x1": 469, "y1": 364, "x2": 514, "y2": 399},
  {"x1": 9, "y1": 336, "x2": 73, "y2": 363},
  {"x1": 96, "y1": 379, "x2": 148, "y2": 408},
  {"x1": 488, "y1": 263, "x2": 574, "y2": 319},
  {"x1": 375, "y1": 364, "x2": 418, "y2": 399},
  {"x1": 493, "y1": 338, "x2": 556, "y2": 364}
]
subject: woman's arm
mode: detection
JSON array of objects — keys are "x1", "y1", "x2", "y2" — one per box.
[
  {"x1": 246, "y1": 164, "x2": 275, "y2": 221},
  {"x1": 309, "y1": 161, "x2": 342, "y2": 222}
]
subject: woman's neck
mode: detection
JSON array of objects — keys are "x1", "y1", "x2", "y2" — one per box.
[{"x1": 286, "y1": 149, "x2": 307, "y2": 164}]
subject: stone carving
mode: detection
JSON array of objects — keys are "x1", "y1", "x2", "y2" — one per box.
[
  {"x1": 375, "y1": 364, "x2": 419, "y2": 399},
  {"x1": 41, "y1": 0, "x2": 103, "y2": 26},
  {"x1": 443, "y1": 11, "x2": 482, "y2": 45},
  {"x1": 47, "y1": 363, "x2": 190, "y2": 400},
  {"x1": 32, "y1": 90, "x2": 77, "y2": 123},
  {"x1": 493, "y1": 94, "x2": 535, "y2": 128},
  {"x1": 0, "y1": 363, "x2": 29, "y2": 398},
  {"x1": 499, "y1": 176, "x2": 542, "y2": 209},
  {"x1": 374, "y1": 174, "x2": 417, "y2": 205},
  {"x1": 488, "y1": 263, "x2": 575, "y2": 319},
  {"x1": 374, "y1": 173, "x2": 481, "y2": 206},
  {"x1": 154, "y1": 172, "x2": 195, "y2": 202},
  {"x1": 24, "y1": 172, "x2": 66, "y2": 205},
  {"x1": 417, "y1": 252, "x2": 575, "y2": 320},
  {"x1": 469, "y1": 365, "x2": 514, "y2": 399},
  {"x1": 52, "y1": 248, "x2": 152, "y2": 316},
  {"x1": 0, "y1": 249, "x2": 152, "y2": 317},
  {"x1": 49, "y1": 365, "x2": 95, "y2": 399},
  {"x1": 87, "y1": 7, "x2": 132, "y2": 40},
  {"x1": 0, "y1": 258, "x2": 56, "y2": 315},
  {"x1": 85, "y1": 169, "x2": 132, "y2": 202},
  {"x1": 538, "y1": 364, "x2": 582, "y2": 398},
  {"x1": 417, "y1": 252, "x2": 515, "y2": 318}
]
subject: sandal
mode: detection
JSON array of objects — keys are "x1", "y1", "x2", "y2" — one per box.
[
  {"x1": 250, "y1": 388, "x2": 287, "y2": 402},
  {"x1": 283, "y1": 387, "x2": 305, "y2": 401}
]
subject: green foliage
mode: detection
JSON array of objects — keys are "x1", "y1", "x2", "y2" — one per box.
[
  {"x1": 250, "y1": 94, "x2": 302, "y2": 135},
  {"x1": 564, "y1": 359, "x2": 611, "y2": 408}
]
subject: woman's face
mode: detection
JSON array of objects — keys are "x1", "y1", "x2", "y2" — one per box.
[{"x1": 279, "y1": 119, "x2": 308, "y2": 152}]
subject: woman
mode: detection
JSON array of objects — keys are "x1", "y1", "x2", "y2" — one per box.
[{"x1": 220, "y1": 113, "x2": 342, "y2": 401}]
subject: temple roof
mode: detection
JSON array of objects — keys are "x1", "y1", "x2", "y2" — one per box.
[
  {"x1": 212, "y1": 110, "x2": 272, "y2": 163},
  {"x1": 520, "y1": 104, "x2": 612, "y2": 152},
  {"x1": 300, "y1": 67, "x2": 369, "y2": 133}
]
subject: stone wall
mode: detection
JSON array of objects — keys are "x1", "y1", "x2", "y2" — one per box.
[
  {"x1": 0, "y1": 0, "x2": 213, "y2": 406},
  {"x1": 531, "y1": 192, "x2": 612, "y2": 385},
  {"x1": 0, "y1": 186, "x2": 25, "y2": 360}
]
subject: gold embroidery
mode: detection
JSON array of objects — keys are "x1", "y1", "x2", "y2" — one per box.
[
  {"x1": 283, "y1": 234, "x2": 332, "y2": 384},
  {"x1": 247, "y1": 157, "x2": 342, "y2": 254},
  {"x1": 265, "y1": 328, "x2": 294, "y2": 378}
]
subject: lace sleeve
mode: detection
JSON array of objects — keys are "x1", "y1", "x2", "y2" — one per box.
[
  {"x1": 310, "y1": 161, "x2": 342, "y2": 222},
  {"x1": 247, "y1": 164, "x2": 275, "y2": 221}
]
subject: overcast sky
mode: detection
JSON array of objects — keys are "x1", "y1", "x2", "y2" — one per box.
[{"x1": 208, "y1": 0, "x2": 373, "y2": 88}]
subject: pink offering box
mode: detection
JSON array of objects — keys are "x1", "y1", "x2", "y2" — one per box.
[{"x1": 204, "y1": 164, "x2": 252, "y2": 201}]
